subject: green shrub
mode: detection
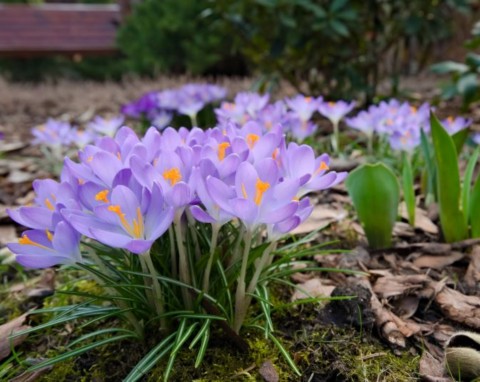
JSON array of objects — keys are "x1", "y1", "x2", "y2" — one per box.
[
  {"x1": 211, "y1": 0, "x2": 470, "y2": 101},
  {"x1": 117, "y1": 0, "x2": 242, "y2": 76}
]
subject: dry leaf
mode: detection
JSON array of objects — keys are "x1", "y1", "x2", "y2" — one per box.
[
  {"x1": 373, "y1": 275, "x2": 430, "y2": 299},
  {"x1": 291, "y1": 278, "x2": 335, "y2": 301},
  {"x1": 258, "y1": 360, "x2": 279, "y2": 382},
  {"x1": 0, "y1": 225, "x2": 18, "y2": 246},
  {"x1": 399, "y1": 203, "x2": 438, "y2": 234},
  {"x1": 393, "y1": 222, "x2": 415, "y2": 237},
  {"x1": 0, "y1": 313, "x2": 30, "y2": 361},
  {"x1": 419, "y1": 351, "x2": 447, "y2": 379},
  {"x1": 465, "y1": 245, "x2": 480, "y2": 291},
  {"x1": 412, "y1": 251, "x2": 464, "y2": 270},
  {"x1": 434, "y1": 284, "x2": 480, "y2": 329},
  {"x1": 292, "y1": 204, "x2": 347, "y2": 235},
  {"x1": 392, "y1": 295, "x2": 420, "y2": 319}
]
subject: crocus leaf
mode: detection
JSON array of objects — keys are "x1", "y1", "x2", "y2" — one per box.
[
  {"x1": 430, "y1": 113, "x2": 468, "y2": 242},
  {"x1": 420, "y1": 129, "x2": 436, "y2": 205},
  {"x1": 452, "y1": 128, "x2": 470, "y2": 155},
  {"x1": 402, "y1": 153, "x2": 416, "y2": 226},
  {"x1": 470, "y1": 175, "x2": 480, "y2": 238},
  {"x1": 346, "y1": 162, "x2": 400, "y2": 249},
  {"x1": 462, "y1": 146, "x2": 480, "y2": 227}
]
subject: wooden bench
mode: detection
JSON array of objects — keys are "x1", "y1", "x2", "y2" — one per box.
[{"x1": 0, "y1": 3, "x2": 128, "y2": 57}]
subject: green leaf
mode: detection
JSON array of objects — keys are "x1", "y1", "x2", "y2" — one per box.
[
  {"x1": 466, "y1": 52, "x2": 480, "y2": 69},
  {"x1": 420, "y1": 129, "x2": 436, "y2": 204},
  {"x1": 430, "y1": 114, "x2": 468, "y2": 242},
  {"x1": 345, "y1": 163, "x2": 400, "y2": 249},
  {"x1": 452, "y1": 128, "x2": 470, "y2": 155},
  {"x1": 123, "y1": 332, "x2": 176, "y2": 382},
  {"x1": 330, "y1": 0, "x2": 348, "y2": 13},
  {"x1": 470, "y1": 175, "x2": 480, "y2": 238},
  {"x1": 462, "y1": 147, "x2": 480, "y2": 227},
  {"x1": 430, "y1": 61, "x2": 469, "y2": 74},
  {"x1": 329, "y1": 20, "x2": 349, "y2": 37},
  {"x1": 402, "y1": 154, "x2": 416, "y2": 226}
]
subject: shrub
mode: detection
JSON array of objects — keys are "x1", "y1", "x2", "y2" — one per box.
[
  {"x1": 211, "y1": 0, "x2": 470, "y2": 101},
  {"x1": 117, "y1": 0, "x2": 242, "y2": 76}
]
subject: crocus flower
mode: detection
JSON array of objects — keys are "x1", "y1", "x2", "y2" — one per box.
[
  {"x1": 88, "y1": 116, "x2": 125, "y2": 137},
  {"x1": 389, "y1": 126, "x2": 420, "y2": 151},
  {"x1": 32, "y1": 119, "x2": 74, "y2": 146},
  {"x1": 318, "y1": 100, "x2": 356, "y2": 125},
  {"x1": 206, "y1": 159, "x2": 299, "y2": 231},
  {"x1": 346, "y1": 110, "x2": 376, "y2": 136},
  {"x1": 441, "y1": 116, "x2": 472, "y2": 135},
  {"x1": 473, "y1": 132, "x2": 480, "y2": 145},
  {"x1": 64, "y1": 183, "x2": 174, "y2": 254},
  {"x1": 285, "y1": 95, "x2": 322, "y2": 122},
  {"x1": 7, "y1": 221, "x2": 82, "y2": 268}
]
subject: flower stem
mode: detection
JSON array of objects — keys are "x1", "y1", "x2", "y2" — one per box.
[
  {"x1": 229, "y1": 223, "x2": 245, "y2": 268},
  {"x1": 332, "y1": 121, "x2": 339, "y2": 153},
  {"x1": 246, "y1": 241, "x2": 277, "y2": 297},
  {"x1": 367, "y1": 132, "x2": 374, "y2": 156},
  {"x1": 174, "y1": 211, "x2": 193, "y2": 309},
  {"x1": 191, "y1": 114, "x2": 198, "y2": 127},
  {"x1": 143, "y1": 250, "x2": 167, "y2": 330},
  {"x1": 168, "y1": 226, "x2": 177, "y2": 277},
  {"x1": 202, "y1": 223, "x2": 220, "y2": 293},
  {"x1": 233, "y1": 230, "x2": 253, "y2": 333},
  {"x1": 186, "y1": 209, "x2": 202, "y2": 261}
]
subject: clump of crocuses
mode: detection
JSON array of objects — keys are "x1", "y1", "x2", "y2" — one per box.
[{"x1": 9, "y1": 119, "x2": 346, "y2": 376}]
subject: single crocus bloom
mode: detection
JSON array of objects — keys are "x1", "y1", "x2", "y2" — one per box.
[
  {"x1": 88, "y1": 116, "x2": 125, "y2": 137},
  {"x1": 441, "y1": 116, "x2": 472, "y2": 135},
  {"x1": 285, "y1": 95, "x2": 322, "y2": 122},
  {"x1": 318, "y1": 100, "x2": 356, "y2": 125},
  {"x1": 7, "y1": 221, "x2": 82, "y2": 268},
  {"x1": 64, "y1": 183, "x2": 174, "y2": 254}
]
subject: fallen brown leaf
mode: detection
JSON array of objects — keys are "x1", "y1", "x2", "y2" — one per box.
[
  {"x1": 399, "y1": 203, "x2": 438, "y2": 235},
  {"x1": 291, "y1": 204, "x2": 347, "y2": 235},
  {"x1": 291, "y1": 278, "x2": 335, "y2": 302},
  {"x1": 0, "y1": 313, "x2": 30, "y2": 361},
  {"x1": 434, "y1": 284, "x2": 480, "y2": 329},
  {"x1": 465, "y1": 245, "x2": 480, "y2": 292},
  {"x1": 258, "y1": 360, "x2": 279, "y2": 382},
  {"x1": 412, "y1": 251, "x2": 464, "y2": 270},
  {"x1": 0, "y1": 225, "x2": 18, "y2": 246},
  {"x1": 373, "y1": 275, "x2": 430, "y2": 299},
  {"x1": 419, "y1": 351, "x2": 447, "y2": 379}
]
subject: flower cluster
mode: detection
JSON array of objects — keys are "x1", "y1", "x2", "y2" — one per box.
[
  {"x1": 9, "y1": 123, "x2": 347, "y2": 268},
  {"x1": 31, "y1": 116, "x2": 125, "y2": 150},
  {"x1": 215, "y1": 92, "x2": 355, "y2": 143},
  {"x1": 121, "y1": 84, "x2": 227, "y2": 128},
  {"x1": 346, "y1": 100, "x2": 473, "y2": 151}
]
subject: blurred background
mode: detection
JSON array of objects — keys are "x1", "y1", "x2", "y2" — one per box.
[{"x1": 0, "y1": 0, "x2": 479, "y2": 130}]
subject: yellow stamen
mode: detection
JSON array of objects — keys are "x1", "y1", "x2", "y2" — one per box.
[
  {"x1": 241, "y1": 183, "x2": 248, "y2": 199},
  {"x1": 163, "y1": 167, "x2": 182, "y2": 186},
  {"x1": 315, "y1": 161, "x2": 329, "y2": 174},
  {"x1": 87, "y1": 156, "x2": 94, "y2": 163},
  {"x1": 386, "y1": 118, "x2": 393, "y2": 126},
  {"x1": 254, "y1": 179, "x2": 270, "y2": 205},
  {"x1": 108, "y1": 205, "x2": 144, "y2": 239},
  {"x1": 45, "y1": 198, "x2": 55, "y2": 211},
  {"x1": 246, "y1": 133, "x2": 260, "y2": 149},
  {"x1": 116, "y1": 152, "x2": 122, "y2": 160},
  {"x1": 95, "y1": 189, "x2": 110, "y2": 204},
  {"x1": 410, "y1": 106, "x2": 417, "y2": 114},
  {"x1": 447, "y1": 116, "x2": 454, "y2": 123},
  {"x1": 19, "y1": 234, "x2": 50, "y2": 250},
  {"x1": 305, "y1": 97, "x2": 312, "y2": 102},
  {"x1": 218, "y1": 142, "x2": 230, "y2": 161},
  {"x1": 272, "y1": 148, "x2": 279, "y2": 161},
  {"x1": 46, "y1": 230, "x2": 53, "y2": 241},
  {"x1": 292, "y1": 196, "x2": 299, "y2": 202},
  {"x1": 224, "y1": 102, "x2": 234, "y2": 111},
  {"x1": 328, "y1": 101, "x2": 336, "y2": 107},
  {"x1": 78, "y1": 178, "x2": 85, "y2": 185},
  {"x1": 265, "y1": 121, "x2": 272, "y2": 130}
]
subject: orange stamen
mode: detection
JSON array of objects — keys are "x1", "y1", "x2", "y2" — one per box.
[
  {"x1": 254, "y1": 179, "x2": 270, "y2": 205},
  {"x1": 45, "y1": 198, "x2": 55, "y2": 211},
  {"x1": 218, "y1": 142, "x2": 230, "y2": 161},
  {"x1": 46, "y1": 230, "x2": 53, "y2": 241},
  {"x1": 163, "y1": 167, "x2": 182, "y2": 186},
  {"x1": 246, "y1": 133, "x2": 260, "y2": 149},
  {"x1": 315, "y1": 161, "x2": 329, "y2": 174},
  {"x1": 95, "y1": 189, "x2": 110, "y2": 204},
  {"x1": 19, "y1": 234, "x2": 50, "y2": 250}
]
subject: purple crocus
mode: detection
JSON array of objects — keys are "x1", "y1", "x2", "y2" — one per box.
[
  {"x1": 206, "y1": 159, "x2": 299, "y2": 231},
  {"x1": 32, "y1": 119, "x2": 74, "y2": 146},
  {"x1": 318, "y1": 100, "x2": 356, "y2": 125},
  {"x1": 441, "y1": 116, "x2": 472, "y2": 135},
  {"x1": 64, "y1": 183, "x2": 174, "y2": 254},
  {"x1": 389, "y1": 126, "x2": 421, "y2": 152},
  {"x1": 285, "y1": 95, "x2": 322, "y2": 122},
  {"x1": 7, "y1": 221, "x2": 82, "y2": 268},
  {"x1": 88, "y1": 116, "x2": 125, "y2": 137}
]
